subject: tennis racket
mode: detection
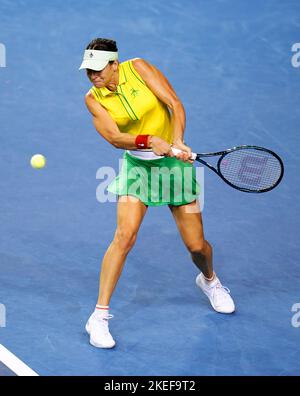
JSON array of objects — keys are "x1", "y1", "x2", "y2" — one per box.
[{"x1": 171, "y1": 145, "x2": 284, "y2": 193}]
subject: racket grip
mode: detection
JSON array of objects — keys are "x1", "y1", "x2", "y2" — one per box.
[{"x1": 171, "y1": 147, "x2": 197, "y2": 161}]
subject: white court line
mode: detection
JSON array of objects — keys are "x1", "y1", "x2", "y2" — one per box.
[{"x1": 0, "y1": 344, "x2": 39, "y2": 376}]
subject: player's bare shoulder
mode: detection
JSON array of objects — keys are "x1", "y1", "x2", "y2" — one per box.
[
  {"x1": 132, "y1": 58, "x2": 152, "y2": 72},
  {"x1": 132, "y1": 58, "x2": 158, "y2": 83},
  {"x1": 85, "y1": 91, "x2": 98, "y2": 112},
  {"x1": 85, "y1": 90, "x2": 96, "y2": 104},
  {"x1": 84, "y1": 90, "x2": 108, "y2": 118}
]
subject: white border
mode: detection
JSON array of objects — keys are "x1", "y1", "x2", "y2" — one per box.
[{"x1": 0, "y1": 344, "x2": 39, "y2": 376}]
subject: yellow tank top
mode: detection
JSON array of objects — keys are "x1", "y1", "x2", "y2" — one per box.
[{"x1": 89, "y1": 59, "x2": 174, "y2": 144}]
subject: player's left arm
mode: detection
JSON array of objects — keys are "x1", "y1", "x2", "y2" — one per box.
[{"x1": 132, "y1": 58, "x2": 192, "y2": 161}]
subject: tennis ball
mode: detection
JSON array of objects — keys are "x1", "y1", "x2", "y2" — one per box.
[{"x1": 30, "y1": 154, "x2": 46, "y2": 169}]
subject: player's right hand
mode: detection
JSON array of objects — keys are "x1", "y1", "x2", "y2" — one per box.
[{"x1": 149, "y1": 136, "x2": 174, "y2": 157}]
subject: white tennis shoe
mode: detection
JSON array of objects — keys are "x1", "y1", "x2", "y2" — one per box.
[
  {"x1": 196, "y1": 273, "x2": 235, "y2": 314},
  {"x1": 85, "y1": 311, "x2": 116, "y2": 349}
]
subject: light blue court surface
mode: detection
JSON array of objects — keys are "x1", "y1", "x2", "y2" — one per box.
[{"x1": 0, "y1": 0, "x2": 300, "y2": 376}]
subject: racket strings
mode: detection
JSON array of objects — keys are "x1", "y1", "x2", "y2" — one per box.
[{"x1": 219, "y1": 149, "x2": 282, "y2": 191}]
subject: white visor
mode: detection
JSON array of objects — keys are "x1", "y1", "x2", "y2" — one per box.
[{"x1": 79, "y1": 49, "x2": 118, "y2": 71}]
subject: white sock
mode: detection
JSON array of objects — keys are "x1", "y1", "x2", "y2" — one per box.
[
  {"x1": 94, "y1": 305, "x2": 109, "y2": 318},
  {"x1": 203, "y1": 272, "x2": 217, "y2": 285}
]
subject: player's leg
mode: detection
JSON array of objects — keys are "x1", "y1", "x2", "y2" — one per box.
[
  {"x1": 169, "y1": 200, "x2": 235, "y2": 314},
  {"x1": 168, "y1": 200, "x2": 213, "y2": 278},
  {"x1": 86, "y1": 195, "x2": 148, "y2": 348},
  {"x1": 98, "y1": 195, "x2": 148, "y2": 306}
]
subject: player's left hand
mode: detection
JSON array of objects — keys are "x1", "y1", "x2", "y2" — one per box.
[{"x1": 171, "y1": 140, "x2": 194, "y2": 163}]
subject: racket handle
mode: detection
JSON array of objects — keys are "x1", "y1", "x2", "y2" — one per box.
[{"x1": 171, "y1": 147, "x2": 197, "y2": 161}]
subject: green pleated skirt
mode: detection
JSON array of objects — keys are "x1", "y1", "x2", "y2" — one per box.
[{"x1": 107, "y1": 151, "x2": 200, "y2": 206}]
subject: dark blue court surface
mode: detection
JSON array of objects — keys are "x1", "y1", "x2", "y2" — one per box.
[
  {"x1": 0, "y1": 362, "x2": 16, "y2": 376},
  {"x1": 0, "y1": 0, "x2": 300, "y2": 376}
]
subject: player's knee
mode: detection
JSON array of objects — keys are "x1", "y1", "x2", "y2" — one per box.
[
  {"x1": 188, "y1": 240, "x2": 206, "y2": 255},
  {"x1": 114, "y1": 228, "x2": 137, "y2": 253}
]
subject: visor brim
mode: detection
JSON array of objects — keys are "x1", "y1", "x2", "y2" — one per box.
[{"x1": 79, "y1": 59, "x2": 109, "y2": 71}]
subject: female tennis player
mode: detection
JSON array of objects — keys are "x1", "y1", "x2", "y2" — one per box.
[{"x1": 79, "y1": 38, "x2": 235, "y2": 349}]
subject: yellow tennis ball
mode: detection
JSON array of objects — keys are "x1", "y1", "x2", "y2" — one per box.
[{"x1": 30, "y1": 154, "x2": 46, "y2": 169}]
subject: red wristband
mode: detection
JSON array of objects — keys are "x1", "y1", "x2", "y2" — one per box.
[{"x1": 135, "y1": 134, "x2": 150, "y2": 149}]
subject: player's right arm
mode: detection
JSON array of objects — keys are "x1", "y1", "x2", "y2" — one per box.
[{"x1": 85, "y1": 92, "x2": 172, "y2": 155}]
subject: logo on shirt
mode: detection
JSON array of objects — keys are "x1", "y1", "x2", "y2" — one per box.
[
  {"x1": 89, "y1": 52, "x2": 94, "y2": 58},
  {"x1": 130, "y1": 88, "x2": 139, "y2": 98}
]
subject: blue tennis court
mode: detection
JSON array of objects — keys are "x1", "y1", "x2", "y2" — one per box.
[{"x1": 0, "y1": 0, "x2": 299, "y2": 376}]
